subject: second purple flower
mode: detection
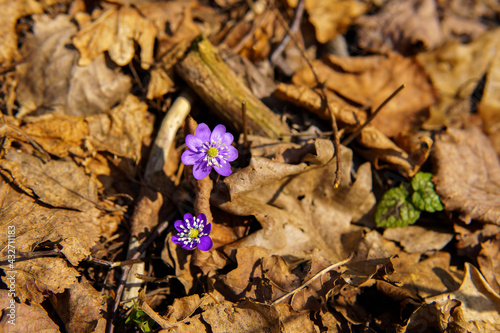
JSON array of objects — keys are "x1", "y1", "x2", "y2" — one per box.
[{"x1": 181, "y1": 123, "x2": 238, "y2": 180}]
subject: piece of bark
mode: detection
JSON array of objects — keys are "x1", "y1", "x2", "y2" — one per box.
[{"x1": 175, "y1": 36, "x2": 289, "y2": 139}]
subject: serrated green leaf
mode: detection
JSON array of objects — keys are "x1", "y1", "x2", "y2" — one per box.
[
  {"x1": 411, "y1": 172, "x2": 443, "y2": 212},
  {"x1": 375, "y1": 184, "x2": 421, "y2": 228}
]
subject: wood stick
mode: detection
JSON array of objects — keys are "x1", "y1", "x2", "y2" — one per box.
[{"x1": 175, "y1": 36, "x2": 289, "y2": 139}]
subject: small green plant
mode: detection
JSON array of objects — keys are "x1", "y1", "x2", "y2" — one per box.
[
  {"x1": 125, "y1": 300, "x2": 155, "y2": 333},
  {"x1": 375, "y1": 172, "x2": 443, "y2": 228}
]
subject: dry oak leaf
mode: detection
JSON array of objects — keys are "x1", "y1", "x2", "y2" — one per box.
[
  {"x1": 49, "y1": 277, "x2": 107, "y2": 333},
  {"x1": 16, "y1": 14, "x2": 131, "y2": 118},
  {"x1": 304, "y1": 0, "x2": 367, "y2": 44},
  {"x1": 0, "y1": 149, "x2": 98, "y2": 211},
  {"x1": 416, "y1": 28, "x2": 500, "y2": 130},
  {"x1": 21, "y1": 94, "x2": 153, "y2": 162},
  {"x1": 0, "y1": 290, "x2": 59, "y2": 332},
  {"x1": 391, "y1": 251, "x2": 462, "y2": 299},
  {"x1": 425, "y1": 263, "x2": 500, "y2": 332},
  {"x1": 433, "y1": 127, "x2": 500, "y2": 224},
  {"x1": 214, "y1": 140, "x2": 375, "y2": 261},
  {"x1": 382, "y1": 225, "x2": 453, "y2": 254},
  {"x1": 293, "y1": 53, "x2": 435, "y2": 138},
  {"x1": 478, "y1": 237, "x2": 500, "y2": 294},
  {"x1": 73, "y1": 5, "x2": 157, "y2": 69},
  {"x1": 356, "y1": 0, "x2": 442, "y2": 55},
  {"x1": 0, "y1": 0, "x2": 43, "y2": 65},
  {"x1": 0, "y1": 181, "x2": 103, "y2": 302}
]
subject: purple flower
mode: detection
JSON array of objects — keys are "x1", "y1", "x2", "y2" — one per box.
[
  {"x1": 171, "y1": 213, "x2": 212, "y2": 251},
  {"x1": 181, "y1": 123, "x2": 238, "y2": 180}
]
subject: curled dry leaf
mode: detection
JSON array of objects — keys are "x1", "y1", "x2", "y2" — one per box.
[
  {"x1": 356, "y1": 0, "x2": 442, "y2": 55},
  {"x1": 391, "y1": 251, "x2": 462, "y2": 298},
  {"x1": 425, "y1": 263, "x2": 500, "y2": 332},
  {"x1": 293, "y1": 53, "x2": 435, "y2": 138},
  {"x1": 0, "y1": 290, "x2": 59, "y2": 332},
  {"x1": 0, "y1": 0, "x2": 43, "y2": 65},
  {"x1": 382, "y1": 225, "x2": 454, "y2": 254},
  {"x1": 22, "y1": 94, "x2": 153, "y2": 162},
  {"x1": 478, "y1": 40, "x2": 500, "y2": 154},
  {"x1": 0, "y1": 149, "x2": 98, "y2": 211},
  {"x1": 304, "y1": 0, "x2": 367, "y2": 44},
  {"x1": 73, "y1": 6, "x2": 157, "y2": 69},
  {"x1": 478, "y1": 237, "x2": 500, "y2": 294},
  {"x1": 16, "y1": 15, "x2": 131, "y2": 118},
  {"x1": 49, "y1": 277, "x2": 107, "y2": 333},
  {"x1": 433, "y1": 127, "x2": 500, "y2": 224},
  {"x1": 0, "y1": 178, "x2": 105, "y2": 302},
  {"x1": 416, "y1": 28, "x2": 500, "y2": 129},
  {"x1": 214, "y1": 140, "x2": 375, "y2": 260}
]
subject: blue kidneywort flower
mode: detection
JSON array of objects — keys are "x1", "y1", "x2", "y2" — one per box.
[
  {"x1": 171, "y1": 213, "x2": 212, "y2": 251},
  {"x1": 181, "y1": 123, "x2": 238, "y2": 180}
]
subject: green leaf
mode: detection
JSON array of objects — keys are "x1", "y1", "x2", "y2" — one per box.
[
  {"x1": 375, "y1": 184, "x2": 421, "y2": 228},
  {"x1": 125, "y1": 300, "x2": 154, "y2": 333},
  {"x1": 410, "y1": 172, "x2": 443, "y2": 213}
]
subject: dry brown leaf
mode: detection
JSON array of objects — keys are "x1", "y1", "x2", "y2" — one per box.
[
  {"x1": 425, "y1": 263, "x2": 500, "y2": 332},
  {"x1": 21, "y1": 94, "x2": 153, "y2": 162},
  {"x1": 392, "y1": 252, "x2": 462, "y2": 298},
  {"x1": 86, "y1": 94, "x2": 153, "y2": 162},
  {"x1": 438, "y1": 0, "x2": 498, "y2": 42},
  {"x1": 201, "y1": 299, "x2": 280, "y2": 332},
  {"x1": 383, "y1": 225, "x2": 454, "y2": 254},
  {"x1": 0, "y1": 179, "x2": 105, "y2": 302},
  {"x1": 0, "y1": 0, "x2": 43, "y2": 65},
  {"x1": 433, "y1": 127, "x2": 500, "y2": 224},
  {"x1": 214, "y1": 141, "x2": 374, "y2": 260},
  {"x1": 16, "y1": 14, "x2": 131, "y2": 118},
  {"x1": 0, "y1": 290, "x2": 59, "y2": 332},
  {"x1": 478, "y1": 39, "x2": 500, "y2": 155},
  {"x1": 478, "y1": 237, "x2": 500, "y2": 294},
  {"x1": 305, "y1": 0, "x2": 367, "y2": 44},
  {"x1": 274, "y1": 83, "x2": 366, "y2": 127},
  {"x1": 49, "y1": 277, "x2": 107, "y2": 333},
  {"x1": 0, "y1": 149, "x2": 98, "y2": 211},
  {"x1": 416, "y1": 28, "x2": 500, "y2": 130},
  {"x1": 293, "y1": 53, "x2": 435, "y2": 137},
  {"x1": 73, "y1": 6, "x2": 156, "y2": 69},
  {"x1": 356, "y1": 0, "x2": 442, "y2": 54}
]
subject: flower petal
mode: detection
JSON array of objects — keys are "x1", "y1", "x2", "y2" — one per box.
[
  {"x1": 211, "y1": 124, "x2": 226, "y2": 142},
  {"x1": 197, "y1": 235, "x2": 213, "y2": 251},
  {"x1": 197, "y1": 213, "x2": 207, "y2": 227},
  {"x1": 213, "y1": 162, "x2": 232, "y2": 177},
  {"x1": 196, "y1": 123, "x2": 211, "y2": 141},
  {"x1": 183, "y1": 213, "x2": 194, "y2": 226},
  {"x1": 193, "y1": 162, "x2": 212, "y2": 180},
  {"x1": 202, "y1": 222, "x2": 211, "y2": 234},
  {"x1": 181, "y1": 149, "x2": 204, "y2": 165},
  {"x1": 225, "y1": 145, "x2": 238, "y2": 162},
  {"x1": 222, "y1": 132, "x2": 234, "y2": 146},
  {"x1": 174, "y1": 220, "x2": 186, "y2": 233},
  {"x1": 171, "y1": 235, "x2": 183, "y2": 245},
  {"x1": 183, "y1": 242, "x2": 196, "y2": 250},
  {"x1": 185, "y1": 134, "x2": 204, "y2": 151}
]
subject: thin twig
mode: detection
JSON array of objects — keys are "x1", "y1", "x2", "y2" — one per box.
[
  {"x1": 241, "y1": 99, "x2": 248, "y2": 147},
  {"x1": 342, "y1": 84, "x2": 406, "y2": 146},
  {"x1": 272, "y1": 256, "x2": 352, "y2": 305},
  {"x1": 272, "y1": 5, "x2": 342, "y2": 188},
  {"x1": 106, "y1": 214, "x2": 174, "y2": 333},
  {"x1": 270, "y1": 0, "x2": 305, "y2": 66}
]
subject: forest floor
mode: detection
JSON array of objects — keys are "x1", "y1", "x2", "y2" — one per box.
[{"x1": 0, "y1": 0, "x2": 500, "y2": 332}]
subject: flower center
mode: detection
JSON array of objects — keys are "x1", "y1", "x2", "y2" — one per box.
[
  {"x1": 188, "y1": 229, "x2": 199, "y2": 238},
  {"x1": 207, "y1": 147, "x2": 219, "y2": 158}
]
